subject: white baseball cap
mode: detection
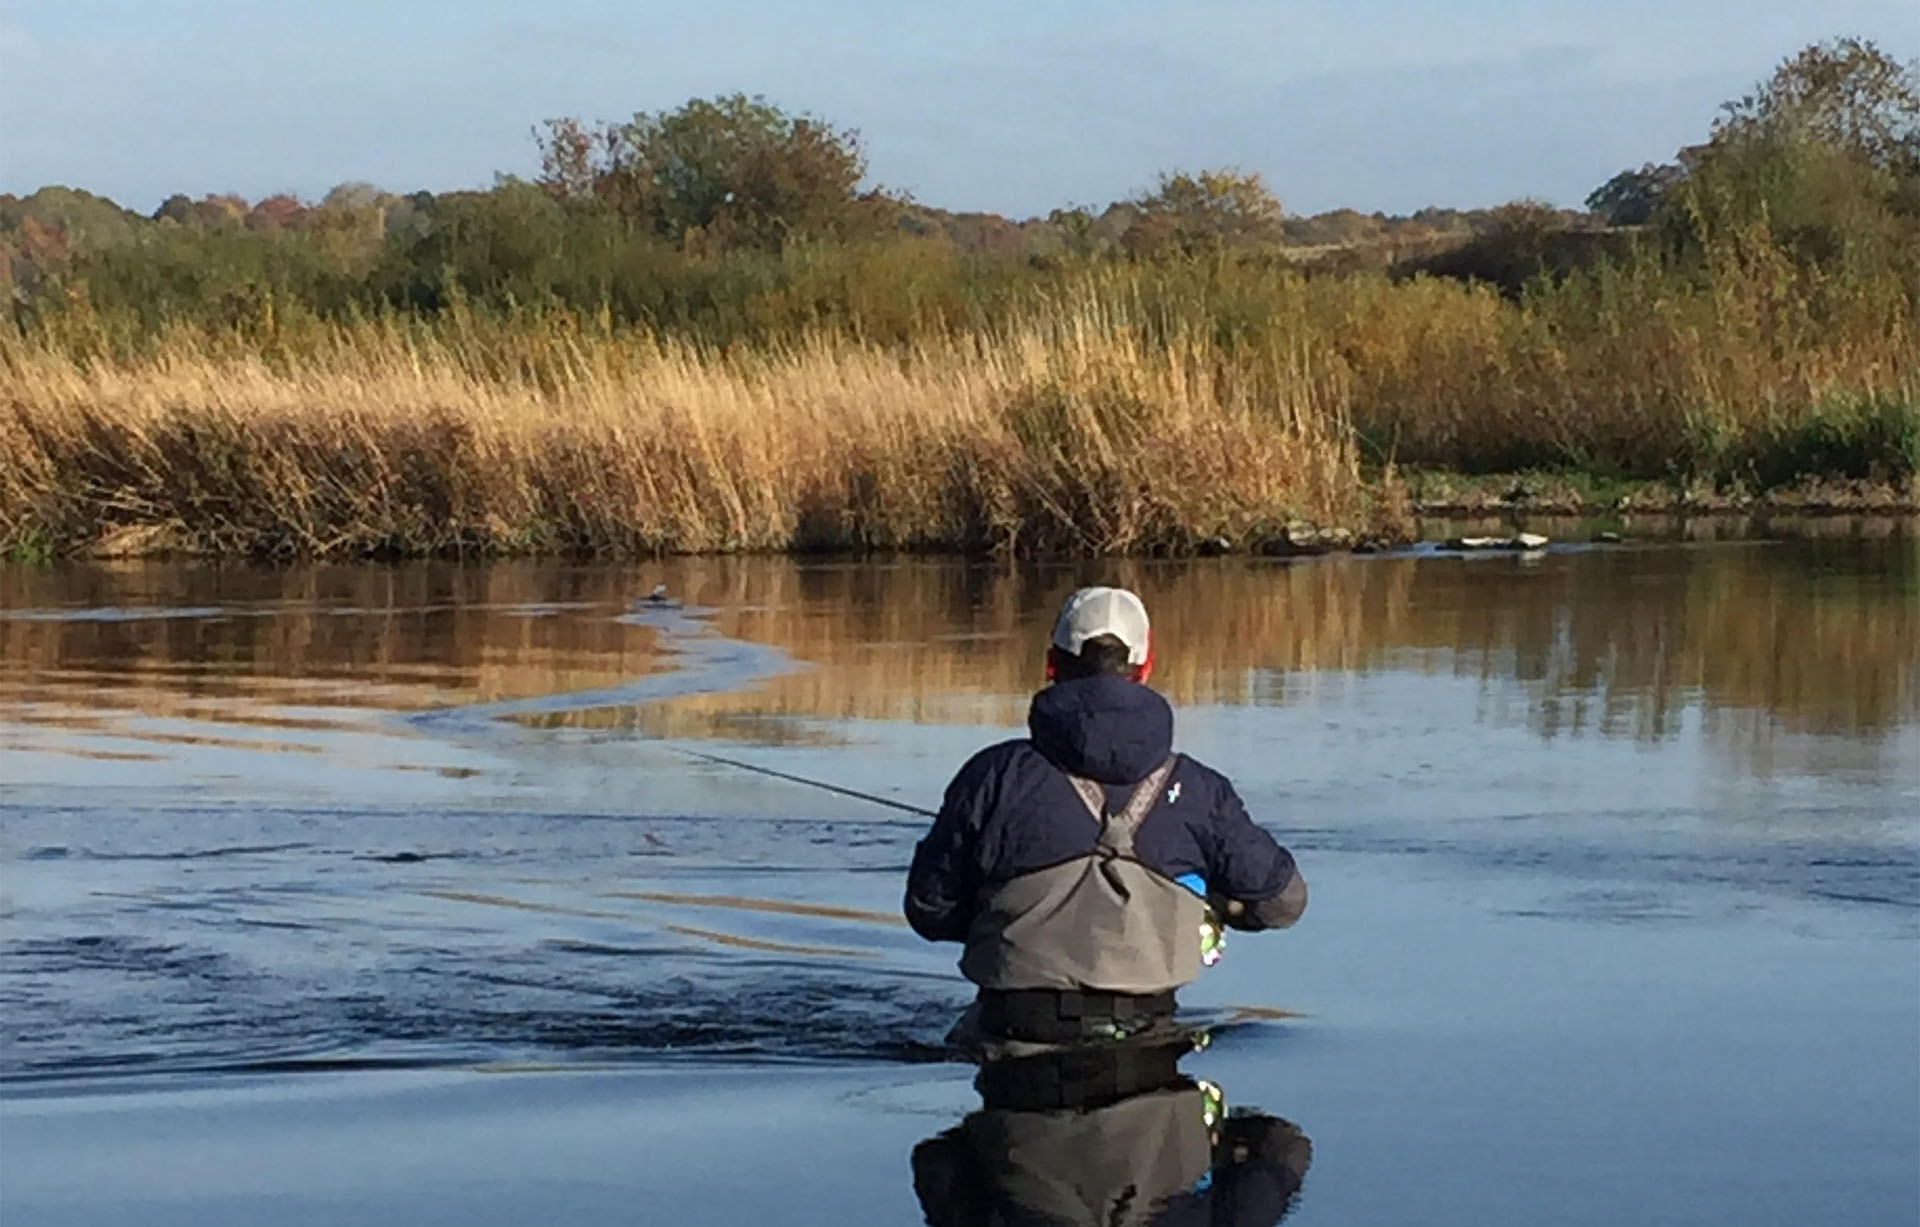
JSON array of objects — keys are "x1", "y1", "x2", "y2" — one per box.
[{"x1": 1051, "y1": 586, "x2": 1152, "y2": 666}]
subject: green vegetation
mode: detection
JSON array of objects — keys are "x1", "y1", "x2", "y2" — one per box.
[
  {"x1": 2, "y1": 41, "x2": 1916, "y2": 559},
  {"x1": 1712, "y1": 392, "x2": 1920, "y2": 491},
  {"x1": 2, "y1": 527, "x2": 54, "y2": 566}
]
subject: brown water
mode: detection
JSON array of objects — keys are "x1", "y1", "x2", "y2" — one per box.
[{"x1": 2, "y1": 535, "x2": 1917, "y2": 1226}]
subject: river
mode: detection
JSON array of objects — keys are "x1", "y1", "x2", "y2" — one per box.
[{"x1": 2, "y1": 529, "x2": 1916, "y2": 1225}]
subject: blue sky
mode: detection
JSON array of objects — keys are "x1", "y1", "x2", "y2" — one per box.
[{"x1": 3, "y1": 1, "x2": 1916, "y2": 217}]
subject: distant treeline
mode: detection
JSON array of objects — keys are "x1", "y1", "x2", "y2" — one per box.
[
  {"x1": 5, "y1": 37, "x2": 1912, "y2": 343},
  {"x1": 0, "y1": 174, "x2": 1588, "y2": 347},
  {"x1": 0, "y1": 93, "x2": 1607, "y2": 342},
  {"x1": 0, "y1": 38, "x2": 1915, "y2": 561},
  {"x1": 0, "y1": 159, "x2": 1568, "y2": 312}
]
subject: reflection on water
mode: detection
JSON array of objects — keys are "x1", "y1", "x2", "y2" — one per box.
[
  {"x1": 3, "y1": 541, "x2": 1911, "y2": 1079},
  {"x1": 1, "y1": 538, "x2": 1914, "y2": 1227},
  {"x1": 914, "y1": 1043, "x2": 1310, "y2": 1227},
  {"x1": 4, "y1": 536, "x2": 1915, "y2": 772},
  {"x1": 0, "y1": 541, "x2": 1912, "y2": 1227}
]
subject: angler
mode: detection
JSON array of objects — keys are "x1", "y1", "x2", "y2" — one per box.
[{"x1": 905, "y1": 586, "x2": 1307, "y2": 1058}]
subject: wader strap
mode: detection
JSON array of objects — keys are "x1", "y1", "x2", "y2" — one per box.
[
  {"x1": 1067, "y1": 776, "x2": 1108, "y2": 824},
  {"x1": 1069, "y1": 758, "x2": 1177, "y2": 857}
]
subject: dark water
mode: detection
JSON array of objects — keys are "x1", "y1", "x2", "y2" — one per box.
[{"x1": 2, "y1": 535, "x2": 1917, "y2": 1225}]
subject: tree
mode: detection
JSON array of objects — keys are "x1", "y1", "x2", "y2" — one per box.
[
  {"x1": 310, "y1": 183, "x2": 391, "y2": 270},
  {"x1": 535, "y1": 94, "x2": 895, "y2": 251},
  {"x1": 1044, "y1": 205, "x2": 1103, "y2": 258},
  {"x1": 187, "y1": 194, "x2": 250, "y2": 228},
  {"x1": 1, "y1": 214, "x2": 72, "y2": 301},
  {"x1": 1713, "y1": 37, "x2": 1920, "y2": 175},
  {"x1": 1585, "y1": 162, "x2": 1687, "y2": 226},
  {"x1": 246, "y1": 194, "x2": 309, "y2": 232},
  {"x1": 1283, "y1": 208, "x2": 1386, "y2": 246},
  {"x1": 3, "y1": 186, "x2": 145, "y2": 249},
  {"x1": 1671, "y1": 38, "x2": 1920, "y2": 274},
  {"x1": 153, "y1": 194, "x2": 194, "y2": 225},
  {"x1": 1122, "y1": 169, "x2": 1284, "y2": 257}
]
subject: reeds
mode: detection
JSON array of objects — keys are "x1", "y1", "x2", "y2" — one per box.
[
  {"x1": 3, "y1": 243, "x2": 1914, "y2": 560},
  {"x1": 0, "y1": 288, "x2": 1360, "y2": 558}
]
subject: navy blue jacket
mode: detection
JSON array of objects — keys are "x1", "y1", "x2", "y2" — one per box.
[{"x1": 905, "y1": 675, "x2": 1301, "y2": 943}]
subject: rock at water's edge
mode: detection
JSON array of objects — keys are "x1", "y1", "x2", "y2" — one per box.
[
  {"x1": 1444, "y1": 532, "x2": 1550, "y2": 552},
  {"x1": 1258, "y1": 524, "x2": 1356, "y2": 557}
]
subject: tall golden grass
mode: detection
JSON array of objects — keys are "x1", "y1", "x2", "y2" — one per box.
[
  {"x1": 2, "y1": 250, "x2": 1914, "y2": 561},
  {"x1": 0, "y1": 289, "x2": 1359, "y2": 559}
]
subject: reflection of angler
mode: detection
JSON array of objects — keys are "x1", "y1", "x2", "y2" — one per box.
[{"x1": 913, "y1": 1044, "x2": 1312, "y2": 1227}]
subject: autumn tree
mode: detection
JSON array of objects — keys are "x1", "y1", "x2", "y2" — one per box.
[
  {"x1": 1713, "y1": 37, "x2": 1919, "y2": 175},
  {"x1": 188, "y1": 194, "x2": 250, "y2": 228},
  {"x1": 246, "y1": 194, "x2": 309, "y2": 232},
  {"x1": 1674, "y1": 38, "x2": 1920, "y2": 273},
  {"x1": 1120, "y1": 169, "x2": 1284, "y2": 257},
  {"x1": 0, "y1": 214, "x2": 71, "y2": 302},
  {"x1": 306, "y1": 183, "x2": 391, "y2": 271},
  {"x1": 0, "y1": 186, "x2": 144, "y2": 248}
]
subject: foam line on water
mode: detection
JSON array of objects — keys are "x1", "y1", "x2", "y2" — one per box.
[{"x1": 399, "y1": 603, "x2": 802, "y2": 736}]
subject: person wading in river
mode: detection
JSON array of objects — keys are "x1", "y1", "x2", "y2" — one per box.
[{"x1": 905, "y1": 586, "x2": 1307, "y2": 1058}]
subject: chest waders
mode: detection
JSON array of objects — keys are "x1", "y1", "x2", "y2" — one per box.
[{"x1": 961, "y1": 758, "x2": 1212, "y2": 995}]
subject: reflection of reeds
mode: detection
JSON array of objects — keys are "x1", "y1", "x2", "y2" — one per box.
[
  {"x1": 627, "y1": 549, "x2": 1918, "y2": 746},
  {"x1": 3, "y1": 550, "x2": 1913, "y2": 783},
  {"x1": 0, "y1": 562, "x2": 668, "y2": 724}
]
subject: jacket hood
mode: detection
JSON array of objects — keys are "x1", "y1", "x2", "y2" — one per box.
[{"x1": 1028, "y1": 675, "x2": 1174, "y2": 785}]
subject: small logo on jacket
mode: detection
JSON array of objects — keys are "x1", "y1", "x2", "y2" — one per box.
[{"x1": 1166, "y1": 782, "x2": 1182, "y2": 805}]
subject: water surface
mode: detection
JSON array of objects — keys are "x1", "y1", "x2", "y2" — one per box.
[{"x1": 2, "y1": 536, "x2": 1916, "y2": 1225}]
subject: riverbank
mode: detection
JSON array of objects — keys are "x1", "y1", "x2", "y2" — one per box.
[
  {"x1": 1406, "y1": 469, "x2": 1918, "y2": 516},
  {"x1": 3, "y1": 263, "x2": 1913, "y2": 562}
]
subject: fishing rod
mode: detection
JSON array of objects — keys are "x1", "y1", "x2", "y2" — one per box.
[
  {"x1": 669, "y1": 746, "x2": 1257, "y2": 980},
  {"x1": 668, "y1": 745, "x2": 936, "y2": 822}
]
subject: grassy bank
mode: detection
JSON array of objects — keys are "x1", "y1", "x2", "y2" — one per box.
[
  {"x1": 0, "y1": 288, "x2": 1362, "y2": 559},
  {"x1": 1402, "y1": 469, "x2": 1920, "y2": 517},
  {"x1": 5, "y1": 42, "x2": 1917, "y2": 558},
  {"x1": 3, "y1": 247, "x2": 1915, "y2": 560}
]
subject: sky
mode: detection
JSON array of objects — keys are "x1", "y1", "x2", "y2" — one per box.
[{"x1": 3, "y1": 1, "x2": 1917, "y2": 219}]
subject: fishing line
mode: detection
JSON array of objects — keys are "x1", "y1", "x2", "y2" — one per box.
[
  {"x1": 666, "y1": 744, "x2": 936, "y2": 822},
  {"x1": 660, "y1": 744, "x2": 1305, "y2": 1014}
]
